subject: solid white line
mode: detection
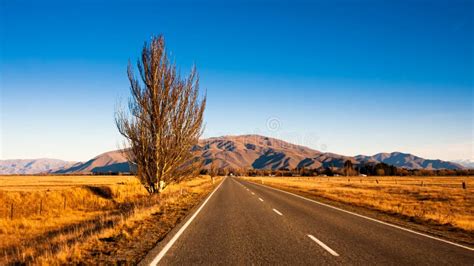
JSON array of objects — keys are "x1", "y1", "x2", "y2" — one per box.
[
  {"x1": 149, "y1": 178, "x2": 226, "y2": 266},
  {"x1": 244, "y1": 180, "x2": 474, "y2": 251},
  {"x1": 307, "y1": 234, "x2": 339, "y2": 256},
  {"x1": 273, "y1": 208, "x2": 283, "y2": 216},
  {"x1": 259, "y1": 197, "x2": 264, "y2": 202}
]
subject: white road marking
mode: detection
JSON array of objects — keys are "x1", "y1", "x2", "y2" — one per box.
[
  {"x1": 259, "y1": 198, "x2": 264, "y2": 202},
  {"x1": 246, "y1": 180, "x2": 474, "y2": 252},
  {"x1": 149, "y1": 178, "x2": 226, "y2": 265},
  {"x1": 251, "y1": 192, "x2": 255, "y2": 195},
  {"x1": 307, "y1": 234, "x2": 339, "y2": 256},
  {"x1": 273, "y1": 208, "x2": 283, "y2": 216}
]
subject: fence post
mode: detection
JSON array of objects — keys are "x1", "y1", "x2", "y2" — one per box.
[
  {"x1": 462, "y1": 181, "x2": 466, "y2": 189},
  {"x1": 10, "y1": 203, "x2": 14, "y2": 220},
  {"x1": 39, "y1": 199, "x2": 43, "y2": 215},
  {"x1": 63, "y1": 197, "x2": 67, "y2": 210}
]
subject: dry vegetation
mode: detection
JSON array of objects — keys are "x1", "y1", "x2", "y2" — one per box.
[
  {"x1": 115, "y1": 35, "x2": 206, "y2": 194},
  {"x1": 0, "y1": 175, "x2": 220, "y2": 264},
  {"x1": 243, "y1": 176, "x2": 474, "y2": 244}
]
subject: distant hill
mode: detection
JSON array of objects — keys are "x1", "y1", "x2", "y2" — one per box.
[
  {"x1": 196, "y1": 135, "x2": 322, "y2": 170},
  {"x1": 54, "y1": 150, "x2": 129, "y2": 174},
  {"x1": 57, "y1": 134, "x2": 321, "y2": 173},
  {"x1": 356, "y1": 152, "x2": 464, "y2": 170},
  {"x1": 0, "y1": 159, "x2": 77, "y2": 174},
  {"x1": 452, "y1": 159, "x2": 474, "y2": 169},
  {"x1": 53, "y1": 135, "x2": 464, "y2": 174}
]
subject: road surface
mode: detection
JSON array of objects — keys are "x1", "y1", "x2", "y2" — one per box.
[{"x1": 141, "y1": 177, "x2": 474, "y2": 265}]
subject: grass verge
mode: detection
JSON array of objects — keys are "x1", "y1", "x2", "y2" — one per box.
[{"x1": 0, "y1": 175, "x2": 221, "y2": 264}]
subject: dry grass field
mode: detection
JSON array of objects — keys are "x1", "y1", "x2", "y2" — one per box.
[
  {"x1": 0, "y1": 175, "x2": 220, "y2": 265},
  {"x1": 243, "y1": 176, "x2": 474, "y2": 243}
]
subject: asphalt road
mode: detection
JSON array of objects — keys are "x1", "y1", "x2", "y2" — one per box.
[{"x1": 142, "y1": 177, "x2": 474, "y2": 265}]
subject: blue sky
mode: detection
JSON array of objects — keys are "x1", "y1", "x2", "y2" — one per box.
[{"x1": 1, "y1": 0, "x2": 472, "y2": 161}]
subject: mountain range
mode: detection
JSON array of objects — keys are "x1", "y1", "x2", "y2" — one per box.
[
  {"x1": 0, "y1": 135, "x2": 466, "y2": 175},
  {"x1": 452, "y1": 159, "x2": 474, "y2": 169},
  {"x1": 0, "y1": 159, "x2": 78, "y2": 175}
]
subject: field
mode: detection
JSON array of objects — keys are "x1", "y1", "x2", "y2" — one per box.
[
  {"x1": 242, "y1": 176, "x2": 474, "y2": 244},
  {"x1": 0, "y1": 175, "x2": 220, "y2": 265}
]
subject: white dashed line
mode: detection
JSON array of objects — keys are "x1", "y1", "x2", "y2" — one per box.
[
  {"x1": 272, "y1": 208, "x2": 283, "y2": 216},
  {"x1": 307, "y1": 234, "x2": 339, "y2": 256},
  {"x1": 251, "y1": 192, "x2": 255, "y2": 195},
  {"x1": 259, "y1": 198, "x2": 264, "y2": 202}
]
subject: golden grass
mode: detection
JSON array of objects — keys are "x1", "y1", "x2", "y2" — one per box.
[
  {"x1": 0, "y1": 175, "x2": 136, "y2": 191},
  {"x1": 0, "y1": 175, "x2": 219, "y2": 265},
  {"x1": 242, "y1": 176, "x2": 474, "y2": 232}
]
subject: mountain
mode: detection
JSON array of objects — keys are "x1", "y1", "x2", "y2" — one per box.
[
  {"x1": 54, "y1": 150, "x2": 129, "y2": 174},
  {"x1": 196, "y1": 135, "x2": 322, "y2": 170},
  {"x1": 57, "y1": 135, "x2": 322, "y2": 173},
  {"x1": 452, "y1": 159, "x2": 474, "y2": 169},
  {"x1": 0, "y1": 159, "x2": 77, "y2": 175},
  {"x1": 55, "y1": 135, "x2": 464, "y2": 174},
  {"x1": 356, "y1": 152, "x2": 464, "y2": 170}
]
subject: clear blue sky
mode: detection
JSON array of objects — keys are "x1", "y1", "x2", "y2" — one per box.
[{"x1": 1, "y1": 0, "x2": 472, "y2": 161}]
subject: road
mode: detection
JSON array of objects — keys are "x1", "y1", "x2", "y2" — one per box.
[{"x1": 141, "y1": 177, "x2": 474, "y2": 265}]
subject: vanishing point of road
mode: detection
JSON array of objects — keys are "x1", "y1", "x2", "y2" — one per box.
[{"x1": 141, "y1": 177, "x2": 474, "y2": 265}]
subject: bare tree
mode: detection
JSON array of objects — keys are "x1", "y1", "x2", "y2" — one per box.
[
  {"x1": 344, "y1": 160, "x2": 354, "y2": 177},
  {"x1": 208, "y1": 159, "x2": 219, "y2": 184},
  {"x1": 115, "y1": 35, "x2": 206, "y2": 194}
]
